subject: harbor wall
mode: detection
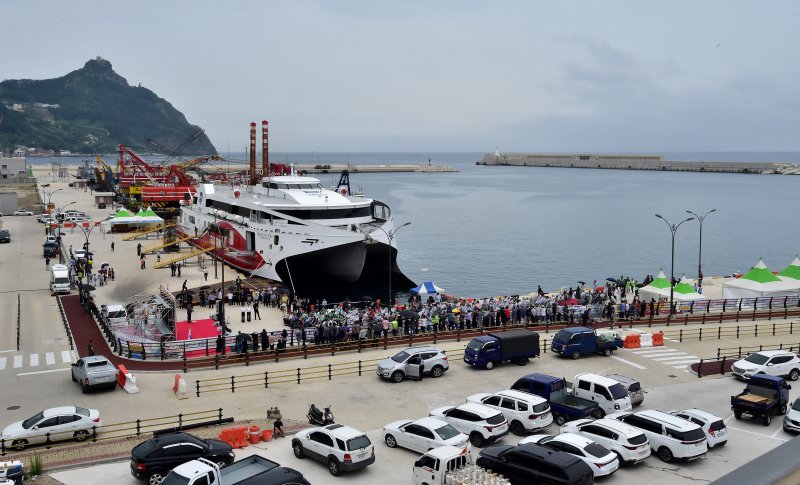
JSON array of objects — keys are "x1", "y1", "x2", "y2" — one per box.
[{"x1": 478, "y1": 153, "x2": 799, "y2": 174}]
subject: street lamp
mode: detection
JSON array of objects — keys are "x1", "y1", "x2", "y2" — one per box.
[
  {"x1": 655, "y1": 214, "x2": 694, "y2": 314},
  {"x1": 375, "y1": 222, "x2": 411, "y2": 306},
  {"x1": 55, "y1": 202, "x2": 76, "y2": 263},
  {"x1": 209, "y1": 222, "x2": 226, "y2": 328},
  {"x1": 43, "y1": 188, "x2": 63, "y2": 214},
  {"x1": 686, "y1": 209, "x2": 716, "y2": 290}
]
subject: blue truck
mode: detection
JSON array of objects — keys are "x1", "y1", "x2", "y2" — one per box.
[
  {"x1": 464, "y1": 329, "x2": 540, "y2": 370},
  {"x1": 731, "y1": 374, "x2": 792, "y2": 426},
  {"x1": 511, "y1": 373, "x2": 600, "y2": 425},
  {"x1": 550, "y1": 326, "x2": 623, "y2": 359}
]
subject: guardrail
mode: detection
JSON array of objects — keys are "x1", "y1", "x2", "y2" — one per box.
[
  {"x1": 665, "y1": 320, "x2": 800, "y2": 344},
  {"x1": 694, "y1": 343, "x2": 800, "y2": 378},
  {"x1": 56, "y1": 295, "x2": 75, "y2": 350},
  {"x1": 16, "y1": 293, "x2": 21, "y2": 351},
  {"x1": 0, "y1": 408, "x2": 230, "y2": 457}
]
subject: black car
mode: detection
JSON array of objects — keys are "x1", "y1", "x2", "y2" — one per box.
[
  {"x1": 130, "y1": 432, "x2": 234, "y2": 485},
  {"x1": 476, "y1": 443, "x2": 594, "y2": 485},
  {"x1": 0, "y1": 229, "x2": 10, "y2": 243}
]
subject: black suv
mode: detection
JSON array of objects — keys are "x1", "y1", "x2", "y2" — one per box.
[
  {"x1": 130, "y1": 432, "x2": 234, "y2": 485},
  {"x1": 476, "y1": 442, "x2": 594, "y2": 485}
]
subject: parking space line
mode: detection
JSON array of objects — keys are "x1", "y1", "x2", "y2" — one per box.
[
  {"x1": 0, "y1": 349, "x2": 16, "y2": 354},
  {"x1": 13, "y1": 355, "x2": 22, "y2": 368},
  {"x1": 651, "y1": 354, "x2": 691, "y2": 361},
  {"x1": 610, "y1": 356, "x2": 647, "y2": 369},
  {"x1": 46, "y1": 352, "x2": 55, "y2": 365},
  {"x1": 17, "y1": 368, "x2": 71, "y2": 377},
  {"x1": 62, "y1": 350, "x2": 72, "y2": 363},
  {"x1": 30, "y1": 354, "x2": 39, "y2": 367},
  {"x1": 771, "y1": 427, "x2": 786, "y2": 438},
  {"x1": 727, "y1": 426, "x2": 788, "y2": 442},
  {"x1": 0, "y1": 357, "x2": 5, "y2": 370},
  {"x1": 631, "y1": 348, "x2": 680, "y2": 355}
]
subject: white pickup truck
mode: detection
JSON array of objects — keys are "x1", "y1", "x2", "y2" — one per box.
[
  {"x1": 0, "y1": 459, "x2": 24, "y2": 485},
  {"x1": 71, "y1": 355, "x2": 118, "y2": 393},
  {"x1": 162, "y1": 456, "x2": 310, "y2": 485},
  {"x1": 412, "y1": 445, "x2": 500, "y2": 485}
]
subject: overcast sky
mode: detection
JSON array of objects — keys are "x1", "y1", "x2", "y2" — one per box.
[{"x1": 3, "y1": 1, "x2": 799, "y2": 152}]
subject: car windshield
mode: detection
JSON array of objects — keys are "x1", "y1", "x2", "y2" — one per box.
[
  {"x1": 107, "y1": 311, "x2": 126, "y2": 319},
  {"x1": 22, "y1": 412, "x2": 44, "y2": 429},
  {"x1": 435, "y1": 424, "x2": 461, "y2": 440},
  {"x1": 745, "y1": 353, "x2": 770, "y2": 365},
  {"x1": 532, "y1": 402, "x2": 550, "y2": 413},
  {"x1": 628, "y1": 382, "x2": 641, "y2": 392},
  {"x1": 75, "y1": 407, "x2": 90, "y2": 416},
  {"x1": 466, "y1": 340, "x2": 483, "y2": 351},
  {"x1": 609, "y1": 383, "x2": 628, "y2": 400},
  {"x1": 584, "y1": 443, "x2": 611, "y2": 458},
  {"x1": 87, "y1": 361, "x2": 109, "y2": 368},
  {"x1": 161, "y1": 475, "x2": 191, "y2": 485},
  {"x1": 391, "y1": 351, "x2": 411, "y2": 363},
  {"x1": 554, "y1": 330, "x2": 570, "y2": 342},
  {"x1": 485, "y1": 413, "x2": 505, "y2": 425},
  {"x1": 792, "y1": 400, "x2": 800, "y2": 412},
  {"x1": 54, "y1": 277, "x2": 69, "y2": 284},
  {"x1": 709, "y1": 420, "x2": 725, "y2": 432},
  {"x1": 628, "y1": 434, "x2": 648, "y2": 445},
  {"x1": 667, "y1": 428, "x2": 705, "y2": 442},
  {"x1": 347, "y1": 435, "x2": 371, "y2": 451}
]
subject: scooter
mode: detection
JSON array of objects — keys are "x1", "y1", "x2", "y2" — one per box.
[{"x1": 307, "y1": 404, "x2": 334, "y2": 425}]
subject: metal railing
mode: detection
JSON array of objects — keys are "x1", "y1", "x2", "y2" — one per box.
[
  {"x1": 0, "y1": 408, "x2": 230, "y2": 457},
  {"x1": 16, "y1": 293, "x2": 21, "y2": 351},
  {"x1": 56, "y1": 294, "x2": 74, "y2": 350},
  {"x1": 694, "y1": 343, "x2": 800, "y2": 378}
]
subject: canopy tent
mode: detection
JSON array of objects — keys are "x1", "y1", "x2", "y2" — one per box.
[
  {"x1": 723, "y1": 259, "x2": 800, "y2": 299},
  {"x1": 638, "y1": 270, "x2": 672, "y2": 301},
  {"x1": 134, "y1": 209, "x2": 146, "y2": 217},
  {"x1": 142, "y1": 207, "x2": 159, "y2": 218},
  {"x1": 114, "y1": 208, "x2": 133, "y2": 218},
  {"x1": 672, "y1": 276, "x2": 707, "y2": 301},
  {"x1": 410, "y1": 281, "x2": 445, "y2": 295},
  {"x1": 778, "y1": 256, "x2": 800, "y2": 281}
]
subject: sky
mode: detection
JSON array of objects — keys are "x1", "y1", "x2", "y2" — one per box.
[{"x1": 2, "y1": 1, "x2": 799, "y2": 152}]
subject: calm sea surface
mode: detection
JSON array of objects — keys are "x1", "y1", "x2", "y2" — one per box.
[{"x1": 32, "y1": 151, "x2": 800, "y2": 298}]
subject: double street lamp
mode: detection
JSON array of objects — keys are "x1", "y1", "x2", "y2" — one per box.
[
  {"x1": 55, "y1": 202, "x2": 76, "y2": 263},
  {"x1": 43, "y1": 188, "x2": 63, "y2": 215},
  {"x1": 655, "y1": 214, "x2": 694, "y2": 314},
  {"x1": 375, "y1": 222, "x2": 411, "y2": 306},
  {"x1": 686, "y1": 209, "x2": 716, "y2": 289}
]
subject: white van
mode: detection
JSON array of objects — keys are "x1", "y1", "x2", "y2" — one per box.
[
  {"x1": 102, "y1": 304, "x2": 128, "y2": 326},
  {"x1": 50, "y1": 264, "x2": 71, "y2": 294},
  {"x1": 573, "y1": 373, "x2": 632, "y2": 417},
  {"x1": 609, "y1": 410, "x2": 707, "y2": 462}
]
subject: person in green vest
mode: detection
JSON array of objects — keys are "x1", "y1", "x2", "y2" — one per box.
[
  {"x1": 391, "y1": 317, "x2": 399, "y2": 336},
  {"x1": 431, "y1": 313, "x2": 440, "y2": 332}
]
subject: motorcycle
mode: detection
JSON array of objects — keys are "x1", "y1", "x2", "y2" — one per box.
[{"x1": 307, "y1": 404, "x2": 334, "y2": 425}]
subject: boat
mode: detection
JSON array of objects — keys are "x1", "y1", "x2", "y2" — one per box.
[{"x1": 177, "y1": 169, "x2": 413, "y2": 299}]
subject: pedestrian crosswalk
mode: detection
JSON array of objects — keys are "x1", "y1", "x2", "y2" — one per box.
[
  {"x1": 627, "y1": 346, "x2": 700, "y2": 373},
  {"x1": 0, "y1": 350, "x2": 75, "y2": 372}
]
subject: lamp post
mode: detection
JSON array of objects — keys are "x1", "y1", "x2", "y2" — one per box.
[
  {"x1": 55, "y1": 201, "x2": 76, "y2": 263},
  {"x1": 655, "y1": 214, "x2": 694, "y2": 314},
  {"x1": 210, "y1": 222, "x2": 226, "y2": 327},
  {"x1": 375, "y1": 222, "x2": 411, "y2": 307},
  {"x1": 43, "y1": 187, "x2": 63, "y2": 215},
  {"x1": 686, "y1": 209, "x2": 716, "y2": 289},
  {"x1": 79, "y1": 223, "x2": 98, "y2": 288}
]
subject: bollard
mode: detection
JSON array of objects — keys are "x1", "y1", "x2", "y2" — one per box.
[
  {"x1": 698, "y1": 359, "x2": 703, "y2": 378},
  {"x1": 679, "y1": 329, "x2": 683, "y2": 343},
  {"x1": 264, "y1": 371, "x2": 269, "y2": 388},
  {"x1": 196, "y1": 380, "x2": 200, "y2": 397},
  {"x1": 328, "y1": 364, "x2": 332, "y2": 381},
  {"x1": 699, "y1": 328, "x2": 703, "y2": 341},
  {"x1": 298, "y1": 368, "x2": 302, "y2": 384},
  {"x1": 358, "y1": 360, "x2": 362, "y2": 376},
  {"x1": 231, "y1": 376, "x2": 235, "y2": 393}
]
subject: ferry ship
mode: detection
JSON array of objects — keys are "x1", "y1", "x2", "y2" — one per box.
[{"x1": 177, "y1": 169, "x2": 414, "y2": 298}]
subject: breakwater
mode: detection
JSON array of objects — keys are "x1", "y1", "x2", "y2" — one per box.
[
  {"x1": 298, "y1": 163, "x2": 458, "y2": 174},
  {"x1": 478, "y1": 153, "x2": 800, "y2": 175}
]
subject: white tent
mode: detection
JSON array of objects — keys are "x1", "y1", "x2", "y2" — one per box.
[
  {"x1": 671, "y1": 276, "x2": 707, "y2": 301},
  {"x1": 638, "y1": 270, "x2": 672, "y2": 301},
  {"x1": 723, "y1": 259, "x2": 800, "y2": 299}
]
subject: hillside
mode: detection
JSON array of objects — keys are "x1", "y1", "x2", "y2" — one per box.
[{"x1": 0, "y1": 57, "x2": 216, "y2": 155}]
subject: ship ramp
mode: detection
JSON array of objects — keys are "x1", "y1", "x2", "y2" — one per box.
[
  {"x1": 122, "y1": 223, "x2": 176, "y2": 241},
  {"x1": 153, "y1": 246, "x2": 214, "y2": 269},
  {"x1": 142, "y1": 235, "x2": 196, "y2": 254}
]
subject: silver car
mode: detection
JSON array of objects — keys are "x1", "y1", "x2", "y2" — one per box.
[
  {"x1": 1, "y1": 406, "x2": 101, "y2": 450},
  {"x1": 376, "y1": 346, "x2": 449, "y2": 383},
  {"x1": 606, "y1": 374, "x2": 644, "y2": 406}
]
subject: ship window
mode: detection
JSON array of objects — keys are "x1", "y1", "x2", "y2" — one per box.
[
  {"x1": 188, "y1": 216, "x2": 195, "y2": 224},
  {"x1": 274, "y1": 235, "x2": 279, "y2": 245}
]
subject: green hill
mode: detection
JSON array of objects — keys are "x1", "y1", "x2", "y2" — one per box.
[{"x1": 0, "y1": 57, "x2": 216, "y2": 155}]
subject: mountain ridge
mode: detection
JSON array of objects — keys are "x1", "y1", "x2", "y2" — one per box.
[{"x1": 0, "y1": 57, "x2": 216, "y2": 155}]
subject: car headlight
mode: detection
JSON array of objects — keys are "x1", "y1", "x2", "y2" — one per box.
[{"x1": 228, "y1": 452, "x2": 235, "y2": 457}]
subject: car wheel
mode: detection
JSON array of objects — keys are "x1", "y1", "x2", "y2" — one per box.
[
  {"x1": 147, "y1": 471, "x2": 166, "y2": 485},
  {"x1": 470, "y1": 432, "x2": 485, "y2": 448},
  {"x1": 391, "y1": 371, "x2": 405, "y2": 383},
  {"x1": 515, "y1": 357, "x2": 529, "y2": 365},
  {"x1": 780, "y1": 404, "x2": 788, "y2": 415},
  {"x1": 385, "y1": 434, "x2": 397, "y2": 448},
  {"x1": 11, "y1": 439, "x2": 28, "y2": 451},
  {"x1": 734, "y1": 412, "x2": 742, "y2": 420},
  {"x1": 594, "y1": 408, "x2": 606, "y2": 419},
  {"x1": 510, "y1": 421, "x2": 526, "y2": 436},
  {"x1": 216, "y1": 459, "x2": 229, "y2": 468},
  {"x1": 764, "y1": 413, "x2": 772, "y2": 426},
  {"x1": 74, "y1": 429, "x2": 89, "y2": 441},
  {"x1": 657, "y1": 447, "x2": 674, "y2": 463},
  {"x1": 81, "y1": 381, "x2": 88, "y2": 394},
  {"x1": 431, "y1": 365, "x2": 444, "y2": 378},
  {"x1": 293, "y1": 442, "x2": 304, "y2": 459},
  {"x1": 602, "y1": 348, "x2": 612, "y2": 357},
  {"x1": 328, "y1": 457, "x2": 341, "y2": 476},
  {"x1": 71, "y1": 371, "x2": 77, "y2": 382},
  {"x1": 571, "y1": 351, "x2": 582, "y2": 360},
  {"x1": 485, "y1": 361, "x2": 495, "y2": 370},
  {"x1": 790, "y1": 369, "x2": 800, "y2": 381},
  {"x1": 554, "y1": 414, "x2": 566, "y2": 426}
]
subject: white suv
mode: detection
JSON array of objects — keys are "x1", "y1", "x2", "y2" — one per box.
[
  {"x1": 430, "y1": 403, "x2": 508, "y2": 448},
  {"x1": 670, "y1": 408, "x2": 727, "y2": 449},
  {"x1": 291, "y1": 424, "x2": 375, "y2": 476},
  {"x1": 561, "y1": 418, "x2": 651, "y2": 465},
  {"x1": 376, "y1": 346, "x2": 449, "y2": 383},
  {"x1": 732, "y1": 350, "x2": 800, "y2": 381},
  {"x1": 608, "y1": 410, "x2": 706, "y2": 463},
  {"x1": 466, "y1": 389, "x2": 553, "y2": 435}
]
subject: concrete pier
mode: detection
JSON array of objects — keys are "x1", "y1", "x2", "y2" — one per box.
[{"x1": 478, "y1": 152, "x2": 800, "y2": 175}]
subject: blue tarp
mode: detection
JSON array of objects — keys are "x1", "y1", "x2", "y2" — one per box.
[{"x1": 410, "y1": 281, "x2": 445, "y2": 295}]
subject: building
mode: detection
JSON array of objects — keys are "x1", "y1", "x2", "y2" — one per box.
[
  {"x1": 0, "y1": 191, "x2": 19, "y2": 214},
  {"x1": 0, "y1": 157, "x2": 27, "y2": 180}
]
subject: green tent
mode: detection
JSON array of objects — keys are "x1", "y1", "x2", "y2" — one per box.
[
  {"x1": 739, "y1": 259, "x2": 781, "y2": 284},
  {"x1": 142, "y1": 207, "x2": 158, "y2": 217},
  {"x1": 648, "y1": 270, "x2": 671, "y2": 289},
  {"x1": 134, "y1": 209, "x2": 146, "y2": 217},
  {"x1": 639, "y1": 270, "x2": 671, "y2": 300},
  {"x1": 672, "y1": 276, "x2": 706, "y2": 301},
  {"x1": 114, "y1": 208, "x2": 132, "y2": 218},
  {"x1": 778, "y1": 257, "x2": 800, "y2": 281}
]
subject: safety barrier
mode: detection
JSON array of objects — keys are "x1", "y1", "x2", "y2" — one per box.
[
  {"x1": 16, "y1": 293, "x2": 21, "y2": 351},
  {"x1": 55, "y1": 294, "x2": 75, "y2": 350},
  {"x1": 0, "y1": 408, "x2": 230, "y2": 457},
  {"x1": 652, "y1": 332, "x2": 664, "y2": 346},
  {"x1": 639, "y1": 333, "x2": 653, "y2": 348},
  {"x1": 623, "y1": 334, "x2": 641, "y2": 349}
]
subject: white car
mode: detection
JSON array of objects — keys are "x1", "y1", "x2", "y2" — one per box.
[
  {"x1": 731, "y1": 350, "x2": 800, "y2": 381},
  {"x1": 608, "y1": 410, "x2": 706, "y2": 463},
  {"x1": 13, "y1": 210, "x2": 33, "y2": 216},
  {"x1": 292, "y1": 424, "x2": 374, "y2": 476},
  {"x1": 383, "y1": 417, "x2": 470, "y2": 453},
  {"x1": 46, "y1": 235, "x2": 58, "y2": 244},
  {"x1": 670, "y1": 408, "x2": 727, "y2": 448},
  {"x1": 520, "y1": 433, "x2": 619, "y2": 477},
  {"x1": 561, "y1": 418, "x2": 651, "y2": 465},
  {"x1": 74, "y1": 249, "x2": 88, "y2": 260},
  {"x1": 429, "y1": 403, "x2": 508, "y2": 448},
  {"x1": 1, "y1": 406, "x2": 101, "y2": 450},
  {"x1": 466, "y1": 389, "x2": 553, "y2": 435},
  {"x1": 783, "y1": 397, "x2": 800, "y2": 433}
]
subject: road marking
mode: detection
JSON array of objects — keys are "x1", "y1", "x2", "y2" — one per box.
[
  {"x1": 632, "y1": 348, "x2": 681, "y2": 355},
  {"x1": 30, "y1": 354, "x2": 39, "y2": 367},
  {"x1": 62, "y1": 350, "x2": 72, "y2": 363},
  {"x1": 727, "y1": 426, "x2": 787, "y2": 442},
  {"x1": 13, "y1": 355, "x2": 23, "y2": 368},
  {"x1": 671, "y1": 360, "x2": 700, "y2": 366},
  {"x1": 46, "y1": 352, "x2": 55, "y2": 365},
  {"x1": 0, "y1": 349, "x2": 17, "y2": 354},
  {"x1": 610, "y1": 356, "x2": 647, "y2": 369},
  {"x1": 652, "y1": 356, "x2": 695, "y2": 363},
  {"x1": 17, "y1": 368, "x2": 71, "y2": 377},
  {"x1": 723, "y1": 414, "x2": 736, "y2": 423},
  {"x1": 771, "y1": 427, "x2": 786, "y2": 438},
  {"x1": 665, "y1": 338, "x2": 679, "y2": 342},
  {"x1": 0, "y1": 357, "x2": 5, "y2": 370},
  {"x1": 651, "y1": 354, "x2": 691, "y2": 361}
]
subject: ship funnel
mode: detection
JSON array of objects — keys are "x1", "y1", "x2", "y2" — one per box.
[
  {"x1": 249, "y1": 122, "x2": 257, "y2": 181},
  {"x1": 262, "y1": 120, "x2": 269, "y2": 178}
]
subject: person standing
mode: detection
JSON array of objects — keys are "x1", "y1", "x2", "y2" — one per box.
[
  {"x1": 140, "y1": 256, "x2": 146, "y2": 270},
  {"x1": 177, "y1": 264, "x2": 181, "y2": 277},
  {"x1": 246, "y1": 303, "x2": 252, "y2": 322},
  {"x1": 241, "y1": 304, "x2": 246, "y2": 323},
  {"x1": 253, "y1": 299, "x2": 261, "y2": 320},
  {"x1": 111, "y1": 241, "x2": 115, "y2": 252},
  {"x1": 215, "y1": 334, "x2": 224, "y2": 354},
  {"x1": 137, "y1": 243, "x2": 142, "y2": 256},
  {"x1": 203, "y1": 266, "x2": 208, "y2": 281},
  {"x1": 186, "y1": 301, "x2": 193, "y2": 323},
  {"x1": 87, "y1": 339, "x2": 95, "y2": 356},
  {"x1": 260, "y1": 329, "x2": 269, "y2": 351},
  {"x1": 45, "y1": 257, "x2": 50, "y2": 269}
]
